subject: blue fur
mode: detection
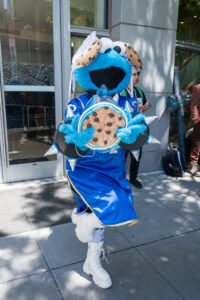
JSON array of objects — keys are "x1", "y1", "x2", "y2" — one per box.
[
  {"x1": 116, "y1": 113, "x2": 148, "y2": 144},
  {"x1": 123, "y1": 109, "x2": 132, "y2": 123},
  {"x1": 59, "y1": 114, "x2": 95, "y2": 151},
  {"x1": 74, "y1": 49, "x2": 132, "y2": 95},
  {"x1": 128, "y1": 114, "x2": 147, "y2": 127}
]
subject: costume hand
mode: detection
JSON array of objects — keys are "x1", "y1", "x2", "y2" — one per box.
[
  {"x1": 116, "y1": 113, "x2": 148, "y2": 144},
  {"x1": 59, "y1": 114, "x2": 95, "y2": 151}
]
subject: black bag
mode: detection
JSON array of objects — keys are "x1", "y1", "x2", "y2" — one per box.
[{"x1": 162, "y1": 148, "x2": 184, "y2": 177}]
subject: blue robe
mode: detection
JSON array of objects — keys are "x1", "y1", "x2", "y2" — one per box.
[{"x1": 66, "y1": 94, "x2": 138, "y2": 227}]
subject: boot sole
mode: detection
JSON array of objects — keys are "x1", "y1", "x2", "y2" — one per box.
[{"x1": 83, "y1": 264, "x2": 112, "y2": 289}]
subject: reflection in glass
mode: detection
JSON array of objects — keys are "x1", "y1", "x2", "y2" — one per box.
[
  {"x1": 5, "y1": 92, "x2": 56, "y2": 164},
  {"x1": 177, "y1": 0, "x2": 200, "y2": 45},
  {"x1": 175, "y1": 50, "x2": 200, "y2": 91},
  {"x1": 70, "y1": 0, "x2": 108, "y2": 29},
  {"x1": 71, "y1": 35, "x2": 86, "y2": 95},
  {"x1": 168, "y1": 49, "x2": 200, "y2": 146},
  {"x1": 0, "y1": 0, "x2": 54, "y2": 85}
]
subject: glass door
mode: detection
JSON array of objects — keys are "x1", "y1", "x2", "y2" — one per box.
[{"x1": 0, "y1": 0, "x2": 63, "y2": 182}]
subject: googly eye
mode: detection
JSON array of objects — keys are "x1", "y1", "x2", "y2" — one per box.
[
  {"x1": 113, "y1": 41, "x2": 126, "y2": 56},
  {"x1": 99, "y1": 38, "x2": 113, "y2": 53}
]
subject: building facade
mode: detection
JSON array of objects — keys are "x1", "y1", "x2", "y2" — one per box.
[{"x1": 0, "y1": 0, "x2": 198, "y2": 183}]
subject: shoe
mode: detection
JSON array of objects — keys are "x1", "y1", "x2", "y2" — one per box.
[
  {"x1": 129, "y1": 178, "x2": 142, "y2": 189},
  {"x1": 189, "y1": 163, "x2": 200, "y2": 177},
  {"x1": 83, "y1": 241, "x2": 112, "y2": 289}
]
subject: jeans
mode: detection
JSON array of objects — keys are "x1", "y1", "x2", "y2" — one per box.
[{"x1": 190, "y1": 122, "x2": 200, "y2": 165}]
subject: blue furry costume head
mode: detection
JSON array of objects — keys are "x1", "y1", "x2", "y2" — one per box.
[{"x1": 72, "y1": 34, "x2": 142, "y2": 96}]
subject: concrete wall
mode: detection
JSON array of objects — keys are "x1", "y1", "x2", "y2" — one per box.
[
  {"x1": 0, "y1": 147, "x2": 2, "y2": 183},
  {"x1": 111, "y1": 0, "x2": 179, "y2": 173}
]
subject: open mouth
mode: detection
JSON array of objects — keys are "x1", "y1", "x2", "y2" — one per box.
[{"x1": 90, "y1": 66, "x2": 125, "y2": 90}]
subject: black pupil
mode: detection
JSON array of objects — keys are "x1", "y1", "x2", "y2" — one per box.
[
  {"x1": 113, "y1": 46, "x2": 121, "y2": 53},
  {"x1": 104, "y1": 48, "x2": 111, "y2": 54}
]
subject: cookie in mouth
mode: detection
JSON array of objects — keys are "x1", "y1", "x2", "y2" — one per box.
[{"x1": 89, "y1": 66, "x2": 125, "y2": 90}]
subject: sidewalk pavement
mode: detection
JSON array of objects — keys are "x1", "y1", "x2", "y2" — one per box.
[{"x1": 0, "y1": 173, "x2": 199, "y2": 300}]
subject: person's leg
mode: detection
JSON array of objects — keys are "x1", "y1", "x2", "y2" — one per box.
[
  {"x1": 129, "y1": 148, "x2": 143, "y2": 188},
  {"x1": 130, "y1": 152, "x2": 139, "y2": 181},
  {"x1": 83, "y1": 228, "x2": 112, "y2": 289},
  {"x1": 189, "y1": 123, "x2": 200, "y2": 176},
  {"x1": 71, "y1": 210, "x2": 112, "y2": 288},
  {"x1": 71, "y1": 209, "x2": 104, "y2": 243}
]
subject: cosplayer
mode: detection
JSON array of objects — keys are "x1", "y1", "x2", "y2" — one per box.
[{"x1": 53, "y1": 32, "x2": 151, "y2": 289}]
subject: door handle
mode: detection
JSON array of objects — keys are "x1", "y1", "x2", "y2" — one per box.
[{"x1": 0, "y1": 40, "x2": 9, "y2": 168}]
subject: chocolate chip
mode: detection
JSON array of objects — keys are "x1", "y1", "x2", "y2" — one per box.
[
  {"x1": 94, "y1": 117, "x2": 99, "y2": 122},
  {"x1": 128, "y1": 46, "x2": 131, "y2": 49},
  {"x1": 93, "y1": 138, "x2": 98, "y2": 142},
  {"x1": 130, "y1": 54, "x2": 132, "y2": 58},
  {"x1": 104, "y1": 107, "x2": 109, "y2": 110},
  {"x1": 88, "y1": 48, "x2": 91, "y2": 51},
  {"x1": 118, "y1": 116, "x2": 122, "y2": 120},
  {"x1": 92, "y1": 111, "x2": 97, "y2": 116},
  {"x1": 87, "y1": 123, "x2": 92, "y2": 128},
  {"x1": 106, "y1": 131, "x2": 111, "y2": 134},
  {"x1": 114, "y1": 133, "x2": 117, "y2": 138},
  {"x1": 104, "y1": 141, "x2": 108, "y2": 145},
  {"x1": 107, "y1": 122, "x2": 112, "y2": 126},
  {"x1": 97, "y1": 128, "x2": 102, "y2": 132},
  {"x1": 109, "y1": 113, "x2": 115, "y2": 118},
  {"x1": 118, "y1": 126, "x2": 122, "y2": 129}
]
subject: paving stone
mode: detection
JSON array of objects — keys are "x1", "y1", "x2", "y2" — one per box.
[
  {"x1": 0, "y1": 272, "x2": 62, "y2": 300},
  {"x1": 117, "y1": 195, "x2": 194, "y2": 246},
  {"x1": 0, "y1": 189, "x2": 31, "y2": 237},
  {"x1": 138, "y1": 230, "x2": 200, "y2": 300},
  {"x1": 14, "y1": 181, "x2": 76, "y2": 229},
  {"x1": 53, "y1": 247, "x2": 183, "y2": 300},
  {"x1": 137, "y1": 173, "x2": 200, "y2": 227},
  {"x1": 0, "y1": 232, "x2": 47, "y2": 283},
  {"x1": 37, "y1": 223, "x2": 132, "y2": 269}
]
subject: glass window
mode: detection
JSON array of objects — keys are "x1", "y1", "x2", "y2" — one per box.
[
  {"x1": 177, "y1": 0, "x2": 200, "y2": 45},
  {"x1": 168, "y1": 49, "x2": 200, "y2": 148},
  {"x1": 0, "y1": 0, "x2": 56, "y2": 164},
  {"x1": 70, "y1": 0, "x2": 108, "y2": 29},
  {"x1": 175, "y1": 50, "x2": 200, "y2": 91},
  {"x1": 71, "y1": 35, "x2": 85, "y2": 95},
  {"x1": 0, "y1": 0, "x2": 54, "y2": 85},
  {"x1": 5, "y1": 91, "x2": 56, "y2": 164}
]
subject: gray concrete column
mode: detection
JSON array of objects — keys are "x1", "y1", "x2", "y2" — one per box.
[{"x1": 111, "y1": 0, "x2": 179, "y2": 172}]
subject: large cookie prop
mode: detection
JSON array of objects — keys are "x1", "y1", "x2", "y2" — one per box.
[{"x1": 78, "y1": 103, "x2": 127, "y2": 151}]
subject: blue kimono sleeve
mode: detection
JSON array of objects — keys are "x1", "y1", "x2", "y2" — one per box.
[{"x1": 54, "y1": 97, "x2": 89, "y2": 158}]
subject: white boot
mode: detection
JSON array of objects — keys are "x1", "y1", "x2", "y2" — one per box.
[
  {"x1": 83, "y1": 241, "x2": 112, "y2": 289},
  {"x1": 71, "y1": 208, "x2": 104, "y2": 243}
]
